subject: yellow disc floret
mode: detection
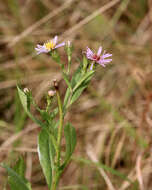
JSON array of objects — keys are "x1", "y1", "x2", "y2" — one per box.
[{"x1": 45, "y1": 41, "x2": 55, "y2": 50}]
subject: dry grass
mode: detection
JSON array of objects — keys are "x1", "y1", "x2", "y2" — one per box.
[{"x1": 0, "y1": 0, "x2": 152, "y2": 189}]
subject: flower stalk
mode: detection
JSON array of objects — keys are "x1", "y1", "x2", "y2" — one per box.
[
  {"x1": 56, "y1": 89, "x2": 63, "y2": 167},
  {"x1": 50, "y1": 87, "x2": 63, "y2": 190}
]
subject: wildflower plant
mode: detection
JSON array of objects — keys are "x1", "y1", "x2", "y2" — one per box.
[{"x1": 1, "y1": 36, "x2": 112, "y2": 190}]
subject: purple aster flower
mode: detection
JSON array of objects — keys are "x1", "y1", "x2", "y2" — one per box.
[
  {"x1": 85, "y1": 46, "x2": 112, "y2": 69},
  {"x1": 35, "y1": 36, "x2": 65, "y2": 55}
]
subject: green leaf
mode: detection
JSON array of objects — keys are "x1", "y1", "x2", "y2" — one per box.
[
  {"x1": 49, "y1": 120, "x2": 59, "y2": 140},
  {"x1": 38, "y1": 129, "x2": 56, "y2": 188},
  {"x1": 63, "y1": 87, "x2": 71, "y2": 111},
  {"x1": 62, "y1": 72, "x2": 72, "y2": 92},
  {"x1": 14, "y1": 91, "x2": 27, "y2": 133},
  {"x1": 70, "y1": 85, "x2": 87, "y2": 106},
  {"x1": 1, "y1": 163, "x2": 32, "y2": 190},
  {"x1": 73, "y1": 70, "x2": 94, "y2": 93},
  {"x1": 17, "y1": 86, "x2": 45, "y2": 128},
  {"x1": 13, "y1": 157, "x2": 26, "y2": 178},
  {"x1": 63, "y1": 64, "x2": 83, "y2": 109},
  {"x1": 64, "y1": 123, "x2": 76, "y2": 165},
  {"x1": 70, "y1": 71, "x2": 94, "y2": 105},
  {"x1": 82, "y1": 56, "x2": 88, "y2": 73},
  {"x1": 71, "y1": 63, "x2": 83, "y2": 88},
  {"x1": 63, "y1": 67, "x2": 94, "y2": 110},
  {"x1": 49, "y1": 107, "x2": 59, "y2": 120}
]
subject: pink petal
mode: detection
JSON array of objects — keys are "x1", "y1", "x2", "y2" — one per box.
[
  {"x1": 86, "y1": 47, "x2": 94, "y2": 59},
  {"x1": 53, "y1": 36, "x2": 58, "y2": 45},
  {"x1": 100, "y1": 64, "x2": 106, "y2": 67},
  {"x1": 37, "y1": 44, "x2": 43, "y2": 48},
  {"x1": 97, "y1": 61, "x2": 106, "y2": 67},
  {"x1": 35, "y1": 45, "x2": 48, "y2": 54},
  {"x1": 102, "y1": 53, "x2": 112, "y2": 58},
  {"x1": 90, "y1": 62, "x2": 94, "y2": 70},
  {"x1": 97, "y1": 57, "x2": 112, "y2": 66},
  {"x1": 55, "y1": 42, "x2": 65, "y2": 49},
  {"x1": 103, "y1": 59, "x2": 112, "y2": 63},
  {"x1": 87, "y1": 47, "x2": 94, "y2": 55},
  {"x1": 97, "y1": 46, "x2": 102, "y2": 56}
]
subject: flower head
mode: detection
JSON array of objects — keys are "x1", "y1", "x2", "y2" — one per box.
[
  {"x1": 35, "y1": 36, "x2": 65, "y2": 55},
  {"x1": 85, "y1": 46, "x2": 112, "y2": 68}
]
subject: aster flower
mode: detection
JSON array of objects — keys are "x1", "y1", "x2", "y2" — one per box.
[
  {"x1": 35, "y1": 36, "x2": 65, "y2": 55},
  {"x1": 85, "y1": 46, "x2": 112, "y2": 69}
]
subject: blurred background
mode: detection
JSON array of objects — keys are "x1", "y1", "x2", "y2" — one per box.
[{"x1": 0, "y1": 0, "x2": 152, "y2": 189}]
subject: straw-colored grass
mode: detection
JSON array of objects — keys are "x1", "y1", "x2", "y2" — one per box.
[{"x1": 0, "y1": 0, "x2": 152, "y2": 189}]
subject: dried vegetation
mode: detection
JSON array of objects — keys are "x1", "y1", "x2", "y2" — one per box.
[{"x1": 0, "y1": 0, "x2": 152, "y2": 189}]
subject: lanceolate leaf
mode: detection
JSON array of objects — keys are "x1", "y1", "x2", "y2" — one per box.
[
  {"x1": 71, "y1": 62, "x2": 83, "y2": 88},
  {"x1": 72, "y1": 70, "x2": 94, "y2": 93},
  {"x1": 1, "y1": 163, "x2": 32, "y2": 190},
  {"x1": 62, "y1": 72, "x2": 72, "y2": 91},
  {"x1": 38, "y1": 129, "x2": 56, "y2": 188},
  {"x1": 17, "y1": 86, "x2": 45, "y2": 128},
  {"x1": 63, "y1": 67, "x2": 94, "y2": 110},
  {"x1": 70, "y1": 71, "x2": 94, "y2": 106},
  {"x1": 70, "y1": 85, "x2": 87, "y2": 106},
  {"x1": 63, "y1": 64, "x2": 83, "y2": 109},
  {"x1": 64, "y1": 123, "x2": 76, "y2": 165},
  {"x1": 82, "y1": 56, "x2": 88, "y2": 73}
]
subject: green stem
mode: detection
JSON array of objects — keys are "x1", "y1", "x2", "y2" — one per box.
[
  {"x1": 67, "y1": 56, "x2": 71, "y2": 74},
  {"x1": 56, "y1": 90, "x2": 63, "y2": 167},
  {"x1": 51, "y1": 178, "x2": 57, "y2": 190},
  {"x1": 46, "y1": 96, "x2": 52, "y2": 113},
  {"x1": 51, "y1": 90, "x2": 63, "y2": 190}
]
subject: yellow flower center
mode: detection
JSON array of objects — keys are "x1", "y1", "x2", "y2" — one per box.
[{"x1": 45, "y1": 41, "x2": 55, "y2": 50}]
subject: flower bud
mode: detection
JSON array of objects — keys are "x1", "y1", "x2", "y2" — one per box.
[
  {"x1": 48, "y1": 90, "x2": 56, "y2": 97},
  {"x1": 23, "y1": 88, "x2": 29, "y2": 93},
  {"x1": 53, "y1": 79, "x2": 59, "y2": 90},
  {"x1": 67, "y1": 41, "x2": 71, "y2": 47},
  {"x1": 65, "y1": 41, "x2": 73, "y2": 56}
]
